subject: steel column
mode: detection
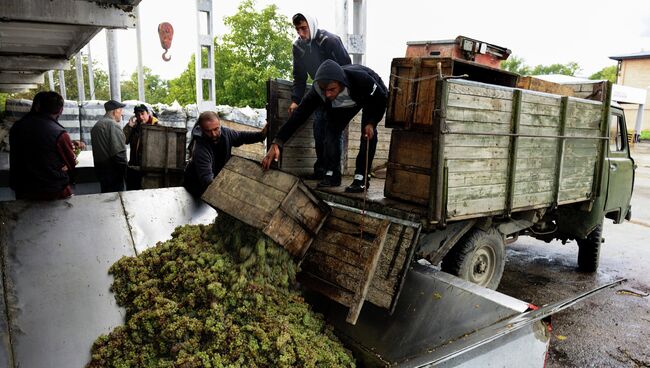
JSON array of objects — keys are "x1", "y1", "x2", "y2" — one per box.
[
  {"x1": 75, "y1": 53, "x2": 86, "y2": 102},
  {"x1": 48, "y1": 70, "x2": 55, "y2": 91},
  {"x1": 135, "y1": 6, "x2": 145, "y2": 102},
  {"x1": 86, "y1": 45, "x2": 96, "y2": 100},
  {"x1": 195, "y1": 0, "x2": 216, "y2": 112},
  {"x1": 58, "y1": 70, "x2": 67, "y2": 100},
  {"x1": 351, "y1": 0, "x2": 366, "y2": 65},
  {"x1": 106, "y1": 29, "x2": 121, "y2": 101}
]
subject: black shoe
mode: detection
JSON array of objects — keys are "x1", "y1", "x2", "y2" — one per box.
[
  {"x1": 317, "y1": 175, "x2": 341, "y2": 188},
  {"x1": 345, "y1": 175, "x2": 370, "y2": 193}
]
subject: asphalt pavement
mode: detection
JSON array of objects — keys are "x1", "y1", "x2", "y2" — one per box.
[{"x1": 497, "y1": 142, "x2": 650, "y2": 367}]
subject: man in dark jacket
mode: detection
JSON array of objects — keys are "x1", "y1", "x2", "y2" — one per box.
[
  {"x1": 9, "y1": 91, "x2": 80, "y2": 200},
  {"x1": 262, "y1": 60, "x2": 387, "y2": 193},
  {"x1": 183, "y1": 111, "x2": 268, "y2": 197},
  {"x1": 123, "y1": 103, "x2": 159, "y2": 190},
  {"x1": 91, "y1": 100, "x2": 128, "y2": 193},
  {"x1": 291, "y1": 13, "x2": 351, "y2": 180}
]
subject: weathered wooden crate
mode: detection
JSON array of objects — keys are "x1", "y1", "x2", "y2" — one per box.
[
  {"x1": 386, "y1": 57, "x2": 519, "y2": 130},
  {"x1": 202, "y1": 156, "x2": 330, "y2": 258},
  {"x1": 141, "y1": 125, "x2": 187, "y2": 170},
  {"x1": 385, "y1": 78, "x2": 610, "y2": 224},
  {"x1": 141, "y1": 170, "x2": 184, "y2": 189},
  {"x1": 299, "y1": 205, "x2": 420, "y2": 324},
  {"x1": 517, "y1": 76, "x2": 575, "y2": 96},
  {"x1": 266, "y1": 78, "x2": 392, "y2": 176}
]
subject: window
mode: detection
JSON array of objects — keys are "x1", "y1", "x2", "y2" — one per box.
[{"x1": 609, "y1": 114, "x2": 625, "y2": 152}]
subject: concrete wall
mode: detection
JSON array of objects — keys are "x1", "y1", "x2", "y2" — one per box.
[{"x1": 618, "y1": 58, "x2": 650, "y2": 131}]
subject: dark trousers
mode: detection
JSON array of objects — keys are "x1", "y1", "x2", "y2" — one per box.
[
  {"x1": 95, "y1": 164, "x2": 126, "y2": 193},
  {"x1": 126, "y1": 167, "x2": 143, "y2": 190},
  {"x1": 313, "y1": 107, "x2": 342, "y2": 176},
  {"x1": 323, "y1": 107, "x2": 377, "y2": 178}
]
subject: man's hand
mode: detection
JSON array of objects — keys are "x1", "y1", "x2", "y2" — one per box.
[
  {"x1": 261, "y1": 143, "x2": 280, "y2": 171},
  {"x1": 363, "y1": 124, "x2": 375, "y2": 140},
  {"x1": 261, "y1": 123, "x2": 269, "y2": 137},
  {"x1": 288, "y1": 102, "x2": 298, "y2": 115},
  {"x1": 128, "y1": 116, "x2": 137, "y2": 127}
]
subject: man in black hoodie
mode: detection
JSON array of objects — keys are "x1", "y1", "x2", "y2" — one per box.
[
  {"x1": 291, "y1": 13, "x2": 351, "y2": 180},
  {"x1": 183, "y1": 111, "x2": 267, "y2": 197},
  {"x1": 262, "y1": 60, "x2": 387, "y2": 193}
]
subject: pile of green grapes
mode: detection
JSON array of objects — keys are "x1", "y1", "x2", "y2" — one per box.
[{"x1": 87, "y1": 215, "x2": 355, "y2": 368}]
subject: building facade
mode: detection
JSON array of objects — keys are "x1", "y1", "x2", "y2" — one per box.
[{"x1": 610, "y1": 52, "x2": 650, "y2": 134}]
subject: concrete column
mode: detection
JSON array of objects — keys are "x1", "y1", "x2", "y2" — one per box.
[
  {"x1": 106, "y1": 29, "x2": 121, "y2": 101},
  {"x1": 87, "y1": 45, "x2": 96, "y2": 100},
  {"x1": 335, "y1": 0, "x2": 349, "y2": 48},
  {"x1": 75, "y1": 53, "x2": 86, "y2": 102},
  {"x1": 58, "y1": 70, "x2": 67, "y2": 100},
  {"x1": 352, "y1": 0, "x2": 366, "y2": 65},
  {"x1": 135, "y1": 6, "x2": 145, "y2": 101},
  {"x1": 48, "y1": 70, "x2": 55, "y2": 91}
]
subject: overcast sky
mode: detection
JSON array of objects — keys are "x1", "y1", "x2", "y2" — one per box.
[{"x1": 86, "y1": 0, "x2": 650, "y2": 83}]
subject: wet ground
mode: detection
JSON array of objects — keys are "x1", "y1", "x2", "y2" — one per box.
[{"x1": 497, "y1": 142, "x2": 650, "y2": 367}]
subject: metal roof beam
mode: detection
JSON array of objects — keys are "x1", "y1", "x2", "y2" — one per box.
[
  {"x1": 0, "y1": 56, "x2": 70, "y2": 71},
  {"x1": 0, "y1": 83, "x2": 38, "y2": 89},
  {"x1": 1, "y1": 0, "x2": 137, "y2": 29},
  {"x1": 0, "y1": 73, "x2": 45, "y2": 84}
]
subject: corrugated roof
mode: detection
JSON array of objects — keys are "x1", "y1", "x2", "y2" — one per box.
[{"x1": 609, "y1": 51, "x2": 650, "y2": 61}]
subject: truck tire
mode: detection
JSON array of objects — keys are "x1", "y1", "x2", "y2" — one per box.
[
  {"x1": 441, "y1": 227, "x2": 506, "y2": 290},
  {"x1": 577, "y1": 224, "x2": 602, "y2": 273}
]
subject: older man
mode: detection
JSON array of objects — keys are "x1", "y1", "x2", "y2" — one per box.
[
  {"x1": 91, "y1": 100, "x2": 128, "y2": 193},
  {"x1": 9, "y1": 91, "x2": 81, "y2": 200},
  {"x1": 183, "y1": 111, "x2": 267, "y2": 197}
]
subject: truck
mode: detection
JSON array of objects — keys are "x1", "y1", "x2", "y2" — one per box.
[{"x1": 267, "y1": 55, "x2": 636, "y2": 294}]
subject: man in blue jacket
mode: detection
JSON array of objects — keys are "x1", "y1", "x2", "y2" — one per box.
[
  {"x1": 183, "y1": 111, "x2": 267, "y2": 197},
  {"x1": 262, "y1": 60, "x2": 387, "y2": 193},
  {"x1": 290, "y1": 13, "x2": 351, "y2": 180}
]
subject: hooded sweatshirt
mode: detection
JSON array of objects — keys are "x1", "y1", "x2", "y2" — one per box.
[
  {"x1": 274, "y1": 60, "x2": 388, "y2": 146},
  {"x1": 183, "y1": 124, "x2": 265, "y2": 197},
  {"x1": 292, "y1": 13, "x2": 351, "y2": 104}
]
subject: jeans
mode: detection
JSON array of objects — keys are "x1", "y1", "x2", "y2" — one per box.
[
  {"x1": 95, "y1": 164, "x2": 126, "y2": 193},
  {"x1": 313, "y1": 107, "x2": 342, "y2": 176}
]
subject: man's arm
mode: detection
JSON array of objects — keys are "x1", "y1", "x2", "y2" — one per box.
[
  {"x1": 110, "y1": 126, "x2": 128, "y2": 169},
  {"x1": 291, "y1": 45, "x2": 308, "y2": 105},
  {"x1": 324, "y1": 34, "x2": 351, "y2": 66},
  {"x1": 360, "y1": 77, "x2": 388, "y2": 130},
  {"x1": 230, "y1": 126, "x2": 267, "y2": 147},
  {"x1": 56, "y1": 132, "x2": 77, "y2": 181}
]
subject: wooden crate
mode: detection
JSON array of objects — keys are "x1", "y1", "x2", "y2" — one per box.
[
  {"x1": 385, "y1": 78, "x2": 608, "y2": 224},
  {"x1": 299, "y1": 206, "x2": 420, "y2": 324},
  {"x1": 141, "y1": 169, "x2": 184, "y2": 189},
  {"x1": 202, "y1": 156, "x2": 330, "y2": 258},
  {"x1": 141, "y1": 125, "x2": 187, "y2": 170},
  {"x1": 517, "y1": 76, "x2": 575, "y2": 96},
  {"x1": 386, "y1": 57, "x2": 519, "y2": 130}
]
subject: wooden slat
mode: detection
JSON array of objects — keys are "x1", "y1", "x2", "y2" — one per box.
[
  {"x1": 447, "y1": 92, "x2": 513, "y2": 112},
  {"x1": 445, "y1": 121, "x2": 512, "y2": 134},
  {"x1": 446, "y1": 107, "x2": 512, "y2": 124},
  {"x1": 448, "y1": 196, "x2": 505, "y2": 217},
  {"x1": 447, "y1": 81, "x2": 514, "y2": 99},
  {"x1": 448, "y1": 183, "x2": 507, "y2": 202}
]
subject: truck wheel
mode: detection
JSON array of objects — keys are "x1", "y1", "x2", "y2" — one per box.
[
  {"x1": 577, "y1": 224, "x2": 602, "y2": 273},
  {"x1": 441, "y1": 228, "x2": 506, "y2": 289}
]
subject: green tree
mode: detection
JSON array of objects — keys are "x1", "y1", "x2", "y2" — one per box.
[
  {"x1": 214, "y1": 0, "x2": 293, "y2": 107},
  {"x1": 167, "y1": 55, "x2": 197, "y2": 106},
  {"x1": 589, "y1": 65, "x2": 617, "y2": 83},
  {"x1": 501, "y1": 55, "x2": 581, "y2": 76},
  {"x1": 121, "y1": 66, "x2": 170, "y2": 103}
]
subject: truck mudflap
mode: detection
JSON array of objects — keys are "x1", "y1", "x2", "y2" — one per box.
[{"x1": 311, "y1": 262, "x2": 624, "y2": 367}]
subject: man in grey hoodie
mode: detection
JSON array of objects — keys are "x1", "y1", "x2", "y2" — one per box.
[
  {"x1": 290, "y1": 13, "x2": 351, "y2": 180},
  {"x1": 262, "y1": 60, "x2": 387, "y2": 193}
]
